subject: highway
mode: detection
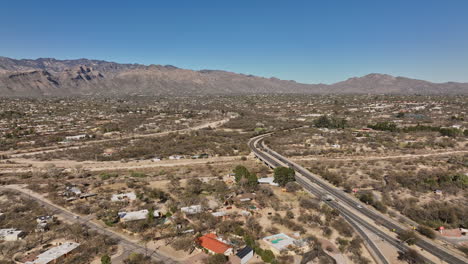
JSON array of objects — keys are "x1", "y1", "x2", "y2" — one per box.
[
  {"x1": 1, "y1": 185, "x2": 177, "y2": 264},
  {"x1": 248, "y1": 134, "x2": 468, "y2": 264}
]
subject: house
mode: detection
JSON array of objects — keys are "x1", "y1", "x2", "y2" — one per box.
[
  {"x1": 169, "y1": 155, "x2": 183, "y2": 160},
  {"x1": 102, "y1": 148, "x2": 117, "y2": 157},
  {"x1": 234, "y1": 193, "x2": 256, "y2": 204},
  {"x1": 0, "y1": 228, "x2": 25, "y2": 241},
  {"x1": 258, "y1": 177, "x2": 279, "y2": 187},
  {"x1": 181, "y1": 205, "x2": 202, "y2": 215},
  {"x1": 36, "y1": 215, "x2": 54, "y2": 232},
  {"x1": 65, "y1": 134, "x2": 87, "y2": 141},
  {"x1": 198, "y1": 233, "x2": 233, "y2": 255},
  {"x1": 37, "y1": 215, "x2": 54, "y2": 224},
  {"x1": 25, "y1": 242, "x2": 80, "y2": 264},
  {"x1": 211, "y1": 211, "x2": 228, "y2": 218},
  {"x1": 230, "y1": 246, "x2": 254, "y2": 264},
  {"x1": 111, "y1": 192, "x2": 137, "y2": 202},
  {"x1": 263, "y1": 233, "x2": 296, "y2": 254},
  {"x1": 64, "y1": 186, "x2": 82, "y2": 196},
  {"x1": 118, "y1": 209, "x2": 161, "y2": 222}
]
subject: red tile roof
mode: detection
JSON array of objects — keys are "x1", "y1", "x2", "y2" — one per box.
[{"x1": 198, "y1": 233, "x2": 232, "y2": 254}]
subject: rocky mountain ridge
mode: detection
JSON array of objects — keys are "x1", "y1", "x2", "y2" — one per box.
[{"x1": 0, "y1": 56, "x2": 467, "y2": 96}]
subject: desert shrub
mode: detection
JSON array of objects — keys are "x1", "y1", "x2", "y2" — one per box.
[{"x1": 417, "y1": 225, "x2": 436, "y2": 239}]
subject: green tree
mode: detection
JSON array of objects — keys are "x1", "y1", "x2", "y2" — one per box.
[
  {"x1": 233, "y1": 165, "x2": 250, "y2": 183},
  {"x1": 417, "y1": 225, "x2": 436, "y2": 239},
  {"x1": 147, "y1": 208, "x2": 155, "y2": 223},
  {"x1": 398, "y1": 230, "x2": 419, "y2": 245},
  {"x1": 368, "y1": 121, "x2": 399, "y2": 132},
  {"x1": 273, "y1": 167, "x2": 296, "y2": 187},
  {"x1": 260, "y1": 249, "x2": 276, "y2": 263},
  {"x1": 246, "y1": 172, "x2": 258, "y2": 188},
  {"x1": 101, "y1": 254, "x2": 111, "y2": 264},
  {"x1": 398, "y1": 249, "x2": 425, "y2": 264},
  {"x1": 314, "y1": 115, "x2": 347, "y2": 129}
]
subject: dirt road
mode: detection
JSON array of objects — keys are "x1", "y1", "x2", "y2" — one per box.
[{"x1": 0, "y1": 155, "x2": 243, "y2": 173}]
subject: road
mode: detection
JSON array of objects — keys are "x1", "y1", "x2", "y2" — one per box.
[
  {"x1": 249, "y1": 134, "x2": 468, "y2": 264},
  {"x1": 1, "y1": 185, "x2": 178, "y2": 264}
]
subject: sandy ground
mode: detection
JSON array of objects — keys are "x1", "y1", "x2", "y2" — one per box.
[{"x1": 292, "y1": 149, "x2": 468, "y2": 162}]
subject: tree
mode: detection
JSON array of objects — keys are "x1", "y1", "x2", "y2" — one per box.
[
  {"x1": 233, "y1": 165, "x2": 250, "y2": 183},
  {"x1": 260, "y1": 249, "x2": 275, "y2": 263},
  {"x1": 172, "y1": 237, "x2": 195, "y2": 252},
  {"x1": 398, "y1": 230, "x2": 419, "y2": 245},
  {"x1": 285, "y1": 182, "x2": 301, "y2": 192},
  {"x1": 368, "y1": 122, "x2": 399, "y2": 132},
  {"x1": 398, "y1": 248, "x2": 425, "y2": 264},
  {"x1": 273, "y1": 167, "x2": 296, "y2": 187},
  {"x1": 233, "y1": 165, "x2": 258, "y2": 190},
  {"x1": 186, "y1": 178, "x2": 203, "y2": 195},
  {"x1": 314, "y1": 115, "x2": 347, "y2": 129},
  {"x1": 147, "y1": 208, "x2": 155, "y2": 223},
  {"x1": 417, "y1": 225, "x2": 436, "y2": 239},
  {"x1": 246, "y1": 173, "x2": 258, "y2": 188},
  {"x1": 101, "y1": 254, "x2": 112, "y2": 264}
]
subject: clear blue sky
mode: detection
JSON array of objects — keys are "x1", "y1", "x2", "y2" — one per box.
[{"x1": 1, "y1": 0, "x2": 468, "y2": 84}]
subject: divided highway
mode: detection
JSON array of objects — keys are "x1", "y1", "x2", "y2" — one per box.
[{"x1": 249, "y1": 134, "x2": 468, "y2": 264}]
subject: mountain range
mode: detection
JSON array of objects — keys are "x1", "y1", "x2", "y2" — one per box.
[{"x1": 0, "y1": 56, "x2": 467, "y2": 97}]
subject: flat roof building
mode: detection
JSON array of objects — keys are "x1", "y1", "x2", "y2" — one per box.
[
  {"x1": 263, "y1": 233, "x2": 296, "y2": 253},
  {"x1": 181, "y1": 205, "x2": 202, "y2": 215},
  {"x1": 0, "y1": 228, "x2": 25, "y2": 241},
  {"x1": 25, "y1": 242, "x2": 80, "y2": 264},
  {"x1": 118, "y1": 209, "x2": 160, "y2": 222}
]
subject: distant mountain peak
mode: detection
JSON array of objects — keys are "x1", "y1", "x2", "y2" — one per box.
[{"x1": 0, "y1": 56, "x2": 467, "y2": 96}]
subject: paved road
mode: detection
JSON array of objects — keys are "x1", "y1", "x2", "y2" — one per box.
[
  {"x1": 248, "y1": 136, "x2": 391, "y2": 264},
  {"x1": 249, "y1": 134, "x2": 468, "y2": 264},
  {"x1": 1, "y1": 185, "x2": 178, "y2": 264}
]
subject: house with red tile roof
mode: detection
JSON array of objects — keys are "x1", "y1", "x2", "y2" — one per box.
[{"x1": 198, "y1": 233, "x2": 233, "y2": 256}]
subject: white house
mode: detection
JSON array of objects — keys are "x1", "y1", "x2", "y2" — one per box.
[
  {"x1": 65, "y1": 134, "x2": 87, "y2": 141},
  {"x1": 212, "y1": 211, "x2": 227, "y2": 217},
  {"x1": 258, "y1": 177, "x2": 279, "y2": 187},
  {"x1": 169, "y1": 155, "x2": 184, "y2": 160},
  {"x1": 118, "y1": 209, "x2": 161, "y2": 222},
  {"x1": 263, "y1": 233, "x2": 296, "y2": 254},
  {"x1": 0, "y1": 228, "x2": 25, "y2": 241},
  {"x1": 181, "y1": 205, "x2": 202, "y2": 215},
  {"x1": 25, "y1": 242, "x2": 80, "y2": 264}
]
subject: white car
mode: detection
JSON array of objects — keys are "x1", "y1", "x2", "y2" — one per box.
[{"x1": 357, "y1": 204, "x2": 363, "y2": 209}]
